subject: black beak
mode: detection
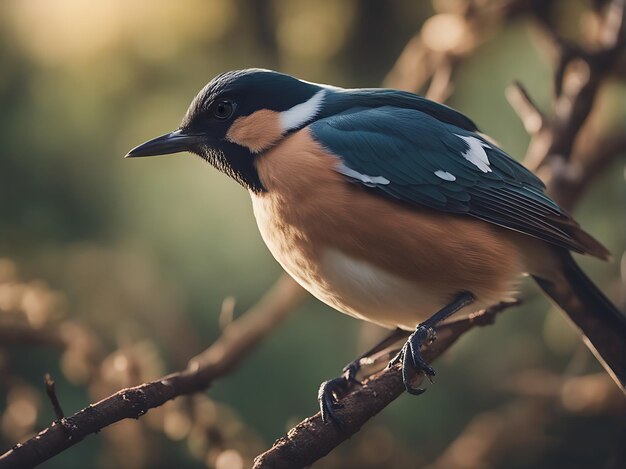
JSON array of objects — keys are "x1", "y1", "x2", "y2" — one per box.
[{"x1": 125, "y1": 130, "x2": 205, "y2": 158}]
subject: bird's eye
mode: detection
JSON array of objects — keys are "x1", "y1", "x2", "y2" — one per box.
[{"x1": 214, "y1": 100, "x2": 235, "y2": 120}]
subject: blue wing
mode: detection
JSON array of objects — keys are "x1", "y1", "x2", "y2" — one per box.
[{"x1": 309, "y1": 105, "x2": 597, "y2": 255}]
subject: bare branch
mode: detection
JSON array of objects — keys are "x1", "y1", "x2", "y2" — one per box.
[
  {"x1": 425, "y1": 58, "x2": 455, "y2": 103},
  {"x1": 253, "y1": 301, "x2": 521, "y2": 469},
  {"x1": 522, "y1": 0, "x2": 626, "y2": 179},
  {"x1": 505, "y1": 81, "x2": 545, "y2": 134},
  {"x1": 555, "y1": 131, "x2": 626, "y2": 210},
  {"x1": 0, "y1": 275, "x2": 306, "y2": 468},
  {"x1": 429, "y1": 370, "x2": 626, "y2": 469},
  {"x1": 383, "y1": 0, "x2": 547, "y2": 94},
  {"x1": 44, "y1": 373, "x2": 65, "y2": 421}
]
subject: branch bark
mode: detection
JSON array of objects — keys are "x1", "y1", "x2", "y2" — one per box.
[
  {"x1": 253, "y1": 302, "x2": 520, "y2": 469},
  {"x1": 43, "y1": 374, "x2": 65, "y2": 421},
  {"x1": 0, "y1": 274, "x2": 306, "y2": 468}
]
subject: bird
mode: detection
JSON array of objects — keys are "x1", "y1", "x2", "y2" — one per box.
[{"x1": 126, "y1": 68, "x2": 626, "y2": 426}]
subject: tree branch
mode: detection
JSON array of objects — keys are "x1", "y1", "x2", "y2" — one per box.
[
  {"x1": 505, "y1": 81, "x2": 545, "y2": 135},
  {"x1": 383, "y1": 0, "x2": 545, "y2": 93},
  {"x1": 554, "y1": 131, "x2": 626, "y2": 210},
  {"x1": 253, "y1": 301, "x2": 521, "y2": 469},
  {"x1": 44, "y1": 373, "x2": 65, "y2": 421},
  {"x1": 522, "y1": 0, "x2": 626, "y2": 185},
  {"x1": 0, "y1": 274, "x2": 306, "y2": 468}
]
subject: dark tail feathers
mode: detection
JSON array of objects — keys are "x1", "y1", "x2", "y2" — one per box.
[{"x1": 533, "y1": 251, "x2": 626, "y2": 392}]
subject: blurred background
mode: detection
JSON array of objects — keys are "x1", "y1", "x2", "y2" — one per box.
[{"x1": 0, "y1": 0, "x2": 625, "y2": 468}]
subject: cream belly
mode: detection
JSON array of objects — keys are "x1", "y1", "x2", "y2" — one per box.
[{"x1": 316, "y1": 248, "x2": 451, "y2": 329}]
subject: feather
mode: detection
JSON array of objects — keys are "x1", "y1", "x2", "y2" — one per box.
[{"x1": 309, "y1": 106, "x2": 607, "y2": 258}]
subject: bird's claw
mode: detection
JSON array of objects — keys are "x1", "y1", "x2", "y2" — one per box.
[
  {"x1": 388, "y1": 325, "x2": 437, "y2": 394},
  {"x1": 318, "y1": 376, "x2": 353, "y2": 428},
  {"x1": 319, "y1": 356, "x2": 366, "y2": 428}
]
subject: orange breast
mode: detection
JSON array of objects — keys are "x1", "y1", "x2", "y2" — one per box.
[{"x1": 251, "y1": 129, "x2": 524, "y2": 328}]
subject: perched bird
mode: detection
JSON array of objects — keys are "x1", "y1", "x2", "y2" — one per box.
[{"x1": 126, "y1": 69, "x2": 626, "y2": 425}]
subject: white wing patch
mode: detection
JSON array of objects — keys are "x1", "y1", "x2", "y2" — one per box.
[
  {"x1": 336, "y1": 162, "x2": 390, "y2": 186},
  {"x1": 455, "y1": 134, "x2": 492, "y2": 173},
  {"x1": 279, "y1": 89, "x2": 326, "y2": 132},
  {"x1": 434, "y1": 170, "x2": 456, "y2": 181}
]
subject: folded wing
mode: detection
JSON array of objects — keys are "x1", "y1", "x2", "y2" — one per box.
[{"x1": 309, "y1": 106, "x2": 609, "y2": 259}]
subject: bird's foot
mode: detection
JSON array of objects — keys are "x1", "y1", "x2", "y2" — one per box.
[
  {"x1": 318, "y1": 358, "x2": 362, "y2": 428},
  {"x1": 341, "y1": 358, "x2": 362, "y2": 384},
  {"x1": 388, "y1": 325, "x2": 437, "y2": 395}
]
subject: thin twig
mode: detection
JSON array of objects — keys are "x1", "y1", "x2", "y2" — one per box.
[{"x1": 44, "y1": 373, "x2": 65, "y2": 421}]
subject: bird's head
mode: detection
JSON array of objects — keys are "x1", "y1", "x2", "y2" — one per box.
[{"x1": 126, "y1": 69, "x2": 331, "y2": 192}]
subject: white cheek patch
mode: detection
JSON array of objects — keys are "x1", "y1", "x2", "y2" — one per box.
[
  {"x1": 336, "y1": 162, "x2": 390, "y2": 186},
  {"x1": 455, "y1": 134, "x2": 492, "y2": 173},
  {"x1": 279, "y1": 89, "x2": 326, "y2": 132},
  {"x1": 434, "y1": 170, "x2": 456, "y2": 181}
]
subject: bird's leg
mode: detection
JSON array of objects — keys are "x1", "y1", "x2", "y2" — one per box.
[
  {"x1": 342, "y1": 327, "x2": 409, "y2": 382},
  {"x1": 319, "y1": 327, "x2": 409, "y2": 426},
  {"x1": 389, "y1": 291, "x2": 475, "y2": 395}
]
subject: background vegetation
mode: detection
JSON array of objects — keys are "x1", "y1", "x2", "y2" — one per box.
[{"x1": 0, "y1": 0, "x2": 624, "y2": 467}]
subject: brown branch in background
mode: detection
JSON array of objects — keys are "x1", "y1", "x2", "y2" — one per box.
[
  {"x1": 383, "y1": 0, "x2": 544, "y2": 94},
  {"x1": 428, "y1": 370, "x2": 626, "y2": 469},
  {"x1": 428, "y1": 400, "x2": 553, "y2": 469},
  {"x1": 522, "y1": 0, "x2": 626, "y2": 204},
  {"x1": 505, "y1": 81, "x2": 545, "y2": 135},
  {"x1": 385, "y1": 0, "x2": 625, "y2": 207},
  {"x1": 0, "y1": 274, "x2": 306, "y2": 468},
  {"x1": 253, "y1": 301, "x2": 521, "y2": 469},
  {"x1": 563, "y1": 132, "x2": 626, "y2": 208}
]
